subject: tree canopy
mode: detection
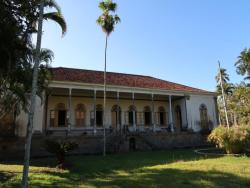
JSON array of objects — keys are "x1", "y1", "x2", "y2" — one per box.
[
  {"x1": 0, "y1": 0, "x2": 59, "y2": 117},
  {"x1": 216, "y1": 61, "x2": 250, "y2": 126},
  {"x1": 97, "y1": 0, "x2": 120, "y2": 36},
  {"x1": 235, "y1": 48, "x2": 250, "y2": 82}
]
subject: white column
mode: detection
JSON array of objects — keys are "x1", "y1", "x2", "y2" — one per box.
[
  {"x1": 151, "y1": 93, "x2": 156, "y2": 131},
  {"x1": 184, "y1": 96, "x2": 189, "y2": 130},
  {"x1": 132, "y1": 92, "x2": 136, "y2": 131},
  {"x1": 169, "y1": 95, "x2": 174, "y2": 132},
  {"x1": 93, "y1": 89, "x2": 96, "y2": 134},
  {"x1": 117, "y1": 91, "x2": 120, "y2": 130},
  {"x1": 68, "y1": 88, "x2": 72, "y2": 132}
]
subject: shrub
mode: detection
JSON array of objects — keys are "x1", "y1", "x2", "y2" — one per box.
[
  {"x1": 208, "y1": 125, "x2": 250, "y2": 154},
  {"x1": 44, "y1": 139, "x2": 78, "y2": 169}
]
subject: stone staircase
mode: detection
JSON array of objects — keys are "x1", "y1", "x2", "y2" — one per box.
[{"x1": 105, "y1": 131, "x2": 156, "y2": 153}]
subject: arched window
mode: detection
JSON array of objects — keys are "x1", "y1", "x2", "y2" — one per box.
[
  {"x1": 96, "y1": 104, "x2": 103, "y2": 127},
  {"x1": 75, "y1": 104, "x2": 86, "y2": 127},
  {"x1": 158, "y1": 106, "x2": 166, "y2": 126},
  {"x1": 144, "y1": 106, "x2": 152, "y2": 126},
  {"x1": 50, "y1": 103, "x2": 67, "y2": 127},
  {"x1": 111, "y1": 105, "x2": 121, "y2": 129},
  {"x1": 128, "y1": 105, "x2": 137, "y2": 126},
  {"x1": 200, "y1": 104, "x2": 208, "y2": 128}
]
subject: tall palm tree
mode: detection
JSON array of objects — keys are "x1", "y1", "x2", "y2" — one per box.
[
  {"x1": 217, "y1": 62, "x2": 229, "y2": 129},
  {"x1": 97, "y1": 0, "x2": 120, "y2": 156},
  {"x1": 215, "y1": 68, "x2": 234, "y2": 95},
  {"x1": 21, "y1": 1, "x2": 66, "y2": 187},
  {"x1": 216, "y1": 68, "x2": 230, "y2": 84},
  {"x1": 235, "y1": 48, "x2": 250, "y2": 81}
]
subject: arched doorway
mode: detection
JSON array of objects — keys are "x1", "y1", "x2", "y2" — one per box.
[
  {"x1": 96, "y1": 104, "x2": 103, "y2": 127},
  {"x1": 128, "y1": 105, "x2": 137, "y2": 126},
  {"x1": 75, "y1": 104, "x2": 86, "y2": 127},
  {"x1": 50, "y1": 103, "x2": 67, "y2": 127},
  {"x1": 158, "y1": 106, "x2": 166, "y2": 126},
  {"x1": 143, "y1": 106, "x2": 152, "y2": 126},
  {"x1": 111, "y1": 105, "x2": 121, "y2": 129},
  {"x1": 174, "y1": 105, "x2": 182, "y2": 132},
  {"x1": 200, "y1": 104, "x2": 208, "y2": 130}
]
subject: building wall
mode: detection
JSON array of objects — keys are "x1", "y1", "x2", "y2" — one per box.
[
  {"x1": 186, "y1": 95, "x2": 217, "y2": 132},
  {"x1": 173, "y1": 98, "x2": 188, "y2": 129},
  {"x1": 13, "y1": 93, "x2": 218, "y2": 137},
  {"x1": 15, "y1": 96, "x2": 45, "y2": 137},
  {"x1": 46, "y1": 96, "x2": 173, "y2": 129}
]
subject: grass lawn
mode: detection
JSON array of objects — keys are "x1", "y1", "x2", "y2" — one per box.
[{"x1": 0, "y1": 149, "x2": 250, "y2": 188}]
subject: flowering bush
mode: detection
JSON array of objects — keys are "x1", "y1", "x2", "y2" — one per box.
[{"x1": 208, "y1": 125, "x2": 250, "y2": 154}]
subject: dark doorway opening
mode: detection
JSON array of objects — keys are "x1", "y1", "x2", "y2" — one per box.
[
  {"x1": 129, "y1": 111, "x2": 133, "y2": 125},
  {"x1": 58, "y1": 110, "x2": 66, "y2": 127},
  {"x1": 144, "y1": 112, "x2": 151, "y2": 125},
  {"x1": 175, "y1": 106, "x2": 182, "y2": 131},
  {"x1": 159, "y1": 112, "x2": 164, "y2": 125},
  {"x1": 96, "y1": 111, "x2": 103, "y2": 126},
  {"x1": 129, "y1": 137, "x2": 136, "y2": 151}
]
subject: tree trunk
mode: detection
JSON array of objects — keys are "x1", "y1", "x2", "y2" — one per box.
[
  {"x1": 103, "y1": 34, "x2": 108, "y2": 157},
  {"x1": 218, "y1": 62, "x2": 229, "y2": 129},
  {"x1": 21, "y1": 1, "x2": 44, "y2": 187}
]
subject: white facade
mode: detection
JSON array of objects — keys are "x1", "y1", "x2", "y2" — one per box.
[
  {"x1": 15, "y1": 80, "x2": 218, "y2": 137},
  {"x1": 186, "y1": 95, "x2": 217, "y2": 132},
  {"x1": 15, "y1": 96, "x2": 45, "y2": 137}
]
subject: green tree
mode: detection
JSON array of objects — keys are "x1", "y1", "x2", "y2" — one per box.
[
  {"x1": 216, "y1": 68, "x2": 230, "y2": 84},
  {"x1": 215, "y1": 68, "x2": 234, "y2": 95},
  {"x1": 97, "y1": 0, "x2": 120, "y2": 156},
  {"x1": 21, "y1": 0, "x2": 67, "y2": 187},
  {"x1": 235, "y1": 48, "x2": 250, "y2": 82},
  {"x1": 230, "y1": 86, "x2": 250, "y2": 125},
  {"x1": 0, "y1": 0, "x2": 62, "y2": 118},
  {"x1": 0, "y1": 48, "x2": 54, "y2": 119},
  {"x1": 0, "y1": 0, "x2": 39, "y2": 117},
  {"x1": 216, "y1": 63, "x2": 230, "y2": 128}
]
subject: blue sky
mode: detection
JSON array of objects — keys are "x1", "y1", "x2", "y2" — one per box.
[{"x1": 41, "y1": 0, "x2": 250, "y2": 91}]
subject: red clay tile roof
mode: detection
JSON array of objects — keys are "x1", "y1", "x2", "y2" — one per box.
[{"x1": 51, "y1": 67, "x2": 213, "y2": 94}]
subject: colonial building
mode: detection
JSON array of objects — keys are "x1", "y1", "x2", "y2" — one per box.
[{"x1": 14, "y1": 67, "x2": 218, "y2": 137}]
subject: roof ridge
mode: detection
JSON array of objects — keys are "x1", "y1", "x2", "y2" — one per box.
[
  {"x1": 51, "y1": 66, "x2": 214, "y2": 94},
  {"x1": 152, "y1": 77, "x2": 207, "y2": 92},
  {"x1": 52, "y1": 66, "x2": 153, "y2": 78}
]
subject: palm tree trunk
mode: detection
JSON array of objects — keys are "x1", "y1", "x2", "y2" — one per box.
[
  {"x1": 218, "y1": 62, "x2": 229, "y2": 129},
  {"x1": 103, "y1": 34, "x2": 108, "y2": 157},
  {"x1": 21, "y1": 1, "x2": 44, "y2": 187}
]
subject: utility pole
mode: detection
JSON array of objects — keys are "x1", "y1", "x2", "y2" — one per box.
[{"x1": 218, "y1": 61, "x2": 230, "y2": 129}]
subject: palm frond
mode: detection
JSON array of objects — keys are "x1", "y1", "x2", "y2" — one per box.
[
  {"x1": 244, "y1": 75, "x2": 250, "y2": 81},
  {"x1": 31, "y1": 47, "x2": 54, "y2": 64},
  {"x1": 114, "y1": 14, "x2": 120, "y2": 23},
  {"x1": 43, "y1": 12, "x2": 67, "y2": 36},
  {"x1": 97, "y1": 14, "x2": 120, "y2": 35},
  {"x1": 98, "y1": 0, "x2": 117, "y2": 12},
  {"x1": 39, "y1": 48, "x2": 54, "y2": 65},
  {"x1": 215, "y1": 68, "x2": 230, "y2": 84},
  {"x1": 44, "y1": 0, "x2": 61, "y2": 13}
]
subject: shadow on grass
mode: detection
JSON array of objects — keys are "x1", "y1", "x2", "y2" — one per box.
[
  {"x1": 1, "y1": 149, "x2": 215, "y2": 167},
  {"x1": 68, "y1": 149, "x2": 221, "y2": 173},
  {"x1": 2, "y1": 167, "x2": 249, "y2": 188},
  {"x1": 1, "y1": 149, "x2": 241, "y2": 188},
  {"x1": 0, "y1": 171, "x2": 14, "y2": 184},
  {"x1": 85, "y1": 168, "x2": 250, "y2": 188}
]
